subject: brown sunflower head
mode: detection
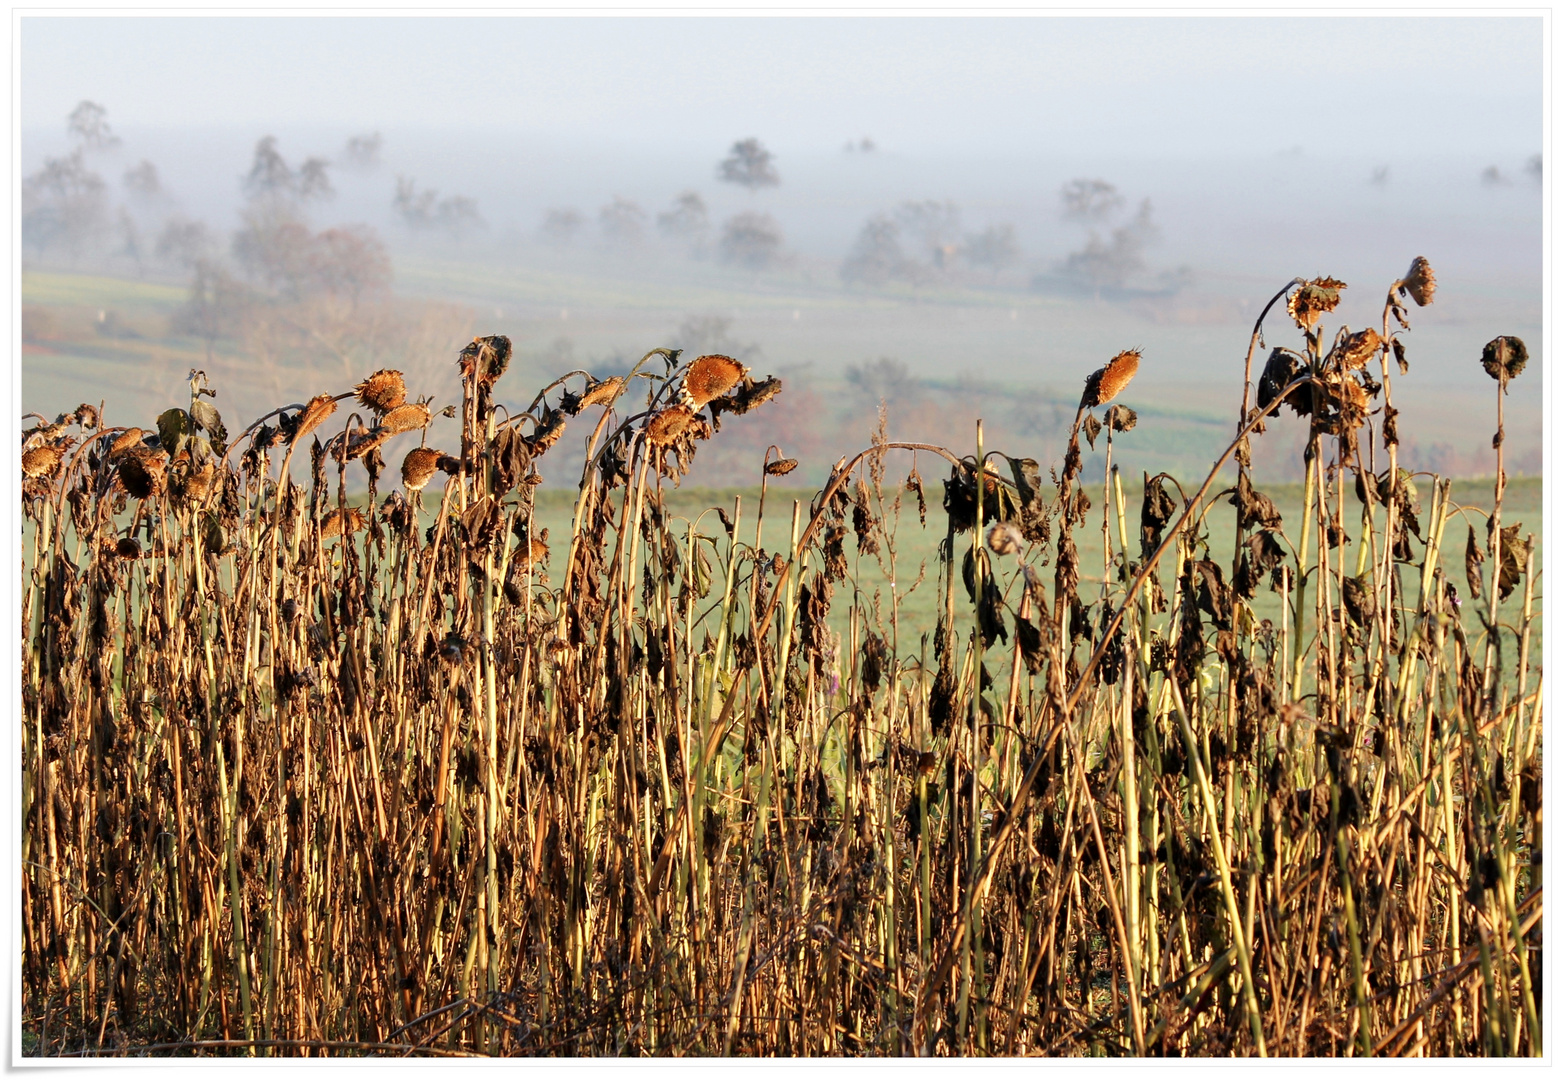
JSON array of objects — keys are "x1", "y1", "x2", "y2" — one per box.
[
  {"x1": 1400, "y1": 257, "x2": 1436, "y2": 307},
  {"x1": 1480, "y1": 336, "x2": 1528, "y2": 389},
  {"x1": 108, "y1": 428, "x2": 146, "y2": 460},
  {"x1": 354, "y1": 369, "x2": 407, "y2": 415},
  {"x1": 516, "y1": 535, "x2": 550, "y2": 567},
  {"x1": 401, "y1": 447, "x2": 442, "y2": 491},
  {"x1": 321, "y1": 507, "x2": 367, "y2": 540},
  {"x1": 458, "y1": 335, "x2": 512, "y2": 386},
  {"x1": 343, "y1": 428, "x2": 391, "y2": 461},
  {"x1": 577, "y1": 376, "x2": 626, "y2": 411},
  {"x1": 1286, "y1": 277, "x2": 1346, "y2": 330},
  {"x1": 21, "y1": 445, "x2": 63, "y2": 479},
  {"x1": 680, "y1": 354, "x2": 747, "y2": 409},
  {"x1": 1330, "y1": 328, "x2": 1383, "y2": 371},
  {"x1": 765, "y1": 457, "x2": 799, "y2": 476},
  {"x1": 1081, "y1": 349, "x2": 1141, "y2": 408},
  {"x1": 378, "y1": 400, "x2": 433, "y2": 436},
  {"x1": 118, "y1": 448, "x2": 169, "y2": 499},
  {"x1": 292, "y1": 394, "x2": 339, "y2": 444},
  {"x1": 115, "y1": 537, "x2": 142, "y2": 559},
  {"x1": 647, "y1": 405, "x2": 697, "y2": 445},
  {"x1": 176, "y1": 461, "x2": 216, "y2": 506}
]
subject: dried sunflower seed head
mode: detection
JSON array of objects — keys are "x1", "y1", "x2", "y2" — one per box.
[
  {"x1": 765, "y1": 457, "x2": 799, "y2": 476},
  {"x1": 1286, "y1": 276, "x2": 1346, "y2": 330},
  {"x1": 647, "y1": 405, "x2": 697, "y2": 445},
  {"x1": 377, "y1": 400, "x2": 433, "y2": 436},
  {"x1": 354, "y1": 369, "x2": 407, "y2": 415},
  {"x1": 1081, "y1": 349, "x2": 1140, "y2": 408},
  {"x1": 401, "y1": 447, "x2": 442, "y2": 491},
  {"x1": 21, "y1": 445, "x2": 63, "y2": 479},
  {"x1": 1480, "y1": 336, "x2": 1528, "y2": 388},
  {"x1": 321, "y1": 507, "x2": 367, "y2": 539},
  {"x1": 680, "y1": 355, "x2": 747, "y2": 409},
  {"x1": 1400, "y1": 256, "x2": 1436, "y2": 307},
  {"x1": 986, "y1": 521, "x2": 1025, "y2": 556},
  {"x1": 117, "y1": 447, "x2": 169, "y2": 499},
  {"x1": 293, "y1": 394, "x2": 339, "y2": 444},
  {"x1": 577, "y1": 376, "x2": 626, "y2": 411},
  {"x1": 1330, "y1": 328, "x2": 1383, "y2": 371}
]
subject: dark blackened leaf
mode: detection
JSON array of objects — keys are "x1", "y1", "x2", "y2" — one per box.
[
  {"x1": 1015, "y1": 614, "x2": 1048, "y2": 675},
  {"x1": 1081, "y1": 411, "x2": 1102, "y2": 450},
  {"x1": 822, "y1": 525, "x2": 848, "y2": 583},
  {"x1": 906, "y1": 468, "x2": 927, "y2": 526},
  {"x1": 1247, "y1": 530, "x2": 1287, "y2": 573},
  {"x1": 1008, "y1": 456, "x2": 1049, "y2": 543},
  {"x1": 852, "y1": 479, "x2": 879, "y2": 555},
  {"x1": 1191, "y1": 559, "x2": 1230, "y2": 627},
  {"x1": 1022, "y1": 564, "x2": 1049, "y2": 615},
  {"x1": 1497, "y1": 523, "x2": 1527, "y2": 602},
  {"x1": 1105, "y1": 404, "x2": 1137, "y2": 432},
  {"x1": 860, "y1": 632, "x2": 887, "y2": 691},
  {"x1": 942, "y1": 464, "x2": 978, "y2": 534},
  {"x1": 1140, "y1": 472, "x2": 1178, "y2": 561},
  {"x1": 189, "y1": 399, "x2": 227, "y2": 452},
  {"x1": 1258, "y1": 348, "x2": 1308, "y2": 417},
  {"x1": 1382, "y1": 405, "x2": 1400, "y2": 449},
  {"x1": 1392, "y1": 337, "x2": 1408, "y2": 375},
  {"x1": 1341, "y1": 573, "x2": 1372, "y2": 627},
  {"x1": 490, "y1": 426, "x2": 533, "y2": 495},
  {"x1": 460, "y1": 496, "x2": 499, "y2": 551},
  {"x1": 978, "y1": 576, "x2": 1007, "y2": 649},
  {"x1": 1230, "y1": 472, "x2": 1282, "y2": 532},
  {"x1": 1465, "y1": 525, "x2": 1485, "y2": 600}
]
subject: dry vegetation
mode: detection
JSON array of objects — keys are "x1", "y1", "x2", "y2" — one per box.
[{"x1": 20, "y1": 258, "x2": 1542, "y2": 1057}]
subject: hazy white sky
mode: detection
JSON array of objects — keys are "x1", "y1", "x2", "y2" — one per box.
[{"x1": 20, "y1": 15, "x2": 1543, "y2": 158}]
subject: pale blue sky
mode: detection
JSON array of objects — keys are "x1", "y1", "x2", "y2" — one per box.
[{"x1": 20, "y1": 15, "x2": 1543, "y2": 158}]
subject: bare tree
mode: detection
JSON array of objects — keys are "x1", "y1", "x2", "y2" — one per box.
[
  {"x1": 243, "y1": 137, "x2": 332, "y2": 207},
  {"x1": 243, "y1": 136, "x2": 294, "y2": 200},
  {"x1": 658, "y1": 191, "x2": 709, "y2": 251},
  {"x1": 393, "y1": 176, "x2": 483, "y2": 238},
  {"x1": 961, "y1": 224, "x2": 1020, "y2": 278},
  {"x1": 171, "y1": 258, "x2": 248, "y2": 360},
  {"x1": 540, "y1": 207, "x2": 583, "y2": 247},
  {"x1": 846, "y1": 356, "x2": 922, "y2": 408},
  {"x1": 718, "y1": 138, "x2": 779, "y2": 191},
  {"x1": 22, "y1": 150, "x2": 108, "y2": 260},
  {"x1": 672, "y1": 314, "x2": 761, "y2": 363},
  {"x1": 599, "y1": 197, "x2": 646, "y2": 247},
  {"x1": 1061, "y1": 198, "x2": 1158, "y2": 293},
  {"x1": 155, "y1": 217, "x2": 215, "y2": 270},
  {"x1": 1060, "y1": 178, "x2": 1123, "y2": 223},
  {"x1": 840, "y1": 215, "x2": 910, "y2": 286},
  {"x1": 297, "y1": 158, "x2": 334, "y2": 202},
  {"x1": 67, "y1": 101, "x2": 119, "y2": 151},
  {"x1": 719, "y1": 212, "x2": 783, "y2": 271},
  {"x1": 343, "y1": 132, "x2": 383, "y2": 169},
  {"x1": 894, "y1": 200, "x2": 962, "y2": 265},
  {"x1": 123, "y1": 160, "x2": 162, "y2": 200}
]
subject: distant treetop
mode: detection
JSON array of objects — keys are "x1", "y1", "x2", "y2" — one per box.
[{"x1": 718, "y1": 138, "x2": 780, "y2": 191}]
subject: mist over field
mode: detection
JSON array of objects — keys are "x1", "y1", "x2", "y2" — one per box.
[{"x1": 20, "y1": 16, "x2": 1543, "y2": 487}]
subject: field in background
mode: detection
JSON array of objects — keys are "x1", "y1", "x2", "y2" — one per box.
[{"x1": 21, "y1": 259, "x2": 1543, "y2": 493}]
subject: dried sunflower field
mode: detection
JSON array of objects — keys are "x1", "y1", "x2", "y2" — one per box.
[{"x1": 19, "y1": 260, "x2": 1542, "y2": 1057}]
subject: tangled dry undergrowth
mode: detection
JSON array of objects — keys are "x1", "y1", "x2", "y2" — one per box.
[{"x1": 20, "y1": 257, "x2": 1542, "y2": 1057}]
